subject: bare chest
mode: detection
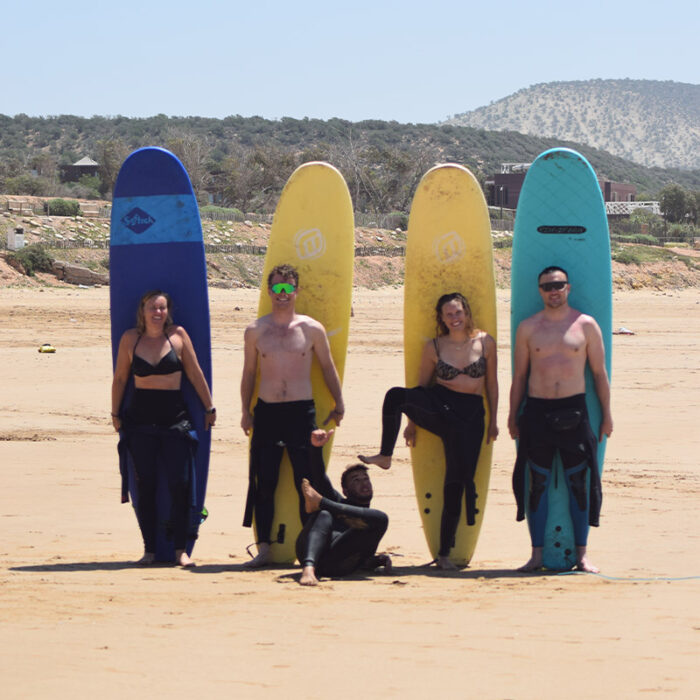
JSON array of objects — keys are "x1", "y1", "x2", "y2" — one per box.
[
  {"x1": 530, "y1": 325, "x2": 586, "y2": 360},
  {"x1": 257, "y1": 324, "x2": 311, "y2": 358}
]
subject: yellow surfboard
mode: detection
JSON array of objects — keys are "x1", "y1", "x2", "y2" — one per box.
[
  {"x1": 404, "y1": 164, "x2": 497, "y2": 565},
  {"x1": 250, "y1": 161, "x2": 354, "y2": 563}
]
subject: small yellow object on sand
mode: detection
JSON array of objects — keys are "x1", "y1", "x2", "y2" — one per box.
[{"x1": 38, "y1": 344, "x2": 56, "y2": 353}]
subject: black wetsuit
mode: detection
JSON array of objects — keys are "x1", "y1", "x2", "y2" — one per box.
[
  {"x1": 295, "y1": 490, "x2": 388, "y2": 577},
  {"x1": 243, "y1": 398, "x2": 334, "y2": 543},
  {"x1": 378, "y1": 383, "x2": 485, "y2": 557},
  {"x1": 512, "y1": 393, "x2": 602, "y2": 547},
  {"x1": 120, "y1": 335, "x2": 196, "y2": 552}
]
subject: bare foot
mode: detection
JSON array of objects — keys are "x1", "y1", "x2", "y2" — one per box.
[
  {"x1": 301, "y1": 478, "x2": 322, "y2": 513},
  {"x1": 245, "y1": 542, "x2": 271, "y2": 568},
  {"x1": 436, "y1": 556, "x2": 458, "y2": 571},
  {"x1": 136, "y1": 552, "x2": 155, "y2": 565},
  {"x1": 576, "y1": 547, "x2": 599, "y2": 573},
  {"x1": 299, "y1": 565, "x2": 319, "y2": 586},
  {"x1": 175, "y1": 550, "x2": 195, "y2": 568},
  {"x1": 518, "y1": 547, "x2": 544, "y2": 572},
  {"x1": 357, "y1": 453, "x2": 391, "y2": 470}
]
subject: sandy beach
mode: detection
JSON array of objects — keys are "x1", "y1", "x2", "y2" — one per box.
[{"x1": 1, "y1": 284, "x2": 699, "y2": 698}]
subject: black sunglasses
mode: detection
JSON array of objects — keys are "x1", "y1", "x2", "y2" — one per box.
[{"x1": 539, "y1": 281, "x2": 568, "y2": 292}]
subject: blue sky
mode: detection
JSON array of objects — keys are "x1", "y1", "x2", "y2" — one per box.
[{"x1": 3, "y1": 0, "x2": 697, "y2": 123}]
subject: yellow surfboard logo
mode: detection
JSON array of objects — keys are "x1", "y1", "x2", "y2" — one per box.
[
  {"x1": 433, "y1": 230, "x2": 466, "y2": 263},
  {"x1": 294, "y1": 227, "x2": 326, "y2": 259}
]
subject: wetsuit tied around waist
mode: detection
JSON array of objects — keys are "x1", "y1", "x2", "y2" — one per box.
[
  {"x1": 512, "y1": 393, "x2": 602, "y2": 531},
  {"x1": 243, "y1": 398, "x2": 334, "y2": 543}
]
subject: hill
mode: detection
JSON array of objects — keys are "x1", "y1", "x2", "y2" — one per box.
[
  {"x1": 1, "y1": 110, "x2": 699, "y2": 214},
  {"x1": 446, "y1": 79, "x2": 700, "y2": 170}
]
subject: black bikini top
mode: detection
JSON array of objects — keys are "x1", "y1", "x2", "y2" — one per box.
[
  {"x1": 434, "y1": 336, "x2": 486, "y2": 380},
  {"x1": 131, "y1": 334, "x2": 183, "y2": 377}
]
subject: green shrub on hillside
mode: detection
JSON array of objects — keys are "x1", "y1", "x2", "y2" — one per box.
[
  {"x1": 5, "y1": 174, "x2": 50, "y2": 196},
  {"x1": 7, "y1": 244, "x2": 54, "y2": 276},
  {"x1": 43, "y1": 198, "x2": 81, "y2": 216},
  {"x1": 200, "y1": 205, "x2": 245, "y2": 220},
  {"x1": 612, "y1": 233, "x2": 659, "y2": 245},
  {"x1": 386, "y1": 211, "x2": 409, "y2": 230}
]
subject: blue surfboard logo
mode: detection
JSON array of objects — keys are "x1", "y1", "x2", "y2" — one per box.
[{"x1": 122, "y1": 207, "x2": 156, "y2": 234}]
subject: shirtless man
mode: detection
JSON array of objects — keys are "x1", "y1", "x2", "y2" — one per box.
[
  {"x1": 508, "y1": 266, "x2": 612, "y2": 573},
  {"x1": 241, "y1": 264, "x2": 345, "y2": 567}
]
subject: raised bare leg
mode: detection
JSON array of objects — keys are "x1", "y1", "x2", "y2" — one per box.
[
  {"x1": 576, "y1": 545, "x2": 599, "y2": 573},
  {"x1": 518, "y1": 546, "x2": 544, "y2": 572},
  {"x1": 357, "y1": 453, "x2": 391, "y2": 470},
  {"x1": 301, "y1": 478, "x2": 322, "y2": 513}
]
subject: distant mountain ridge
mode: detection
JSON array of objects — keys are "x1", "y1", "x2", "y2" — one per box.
[{"x1": 446, "y1": 79, "x2": 700, "y2": 170}]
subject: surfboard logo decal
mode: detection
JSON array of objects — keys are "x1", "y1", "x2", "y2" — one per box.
[
  {"x1": 294, "y1": 228, "x2": 326, "y2": 260},
  {"x1": 121, "y1": 207, "x2": 156, "y2": 234},
  {"x1": 537, "y1": 225, "x2": 587, "y2": 235},
  {"x1": 433, "y1": 231, "x2": 465, "y2": 263}
]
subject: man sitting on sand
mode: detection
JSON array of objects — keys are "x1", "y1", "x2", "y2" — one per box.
[
  {"x1": 296, "y1": 443, "x2": 391, "y2": 586},
  {"x1": 508, "y1": 266, "x2": 612, "y2": 573}
]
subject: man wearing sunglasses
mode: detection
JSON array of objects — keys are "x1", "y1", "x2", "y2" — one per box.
[
  {"x1": 241, "y1": 263, "x2": 346, "y2": 567},
  {"x1": 508, "y1": 266, "x2": 612, "y2": 573}
]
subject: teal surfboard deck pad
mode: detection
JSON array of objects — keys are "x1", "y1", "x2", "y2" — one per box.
[
  {"x1": 511, "y1": 148, "x2": 612, "y2": 570},
  {"x1": 110, "y1": 147, "x2": 212, "y2": 561}
]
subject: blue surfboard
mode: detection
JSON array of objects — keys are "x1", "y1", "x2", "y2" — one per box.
[
  {"x1": 511, "y1": 148, "x2": 612, "y2": 570},
  {"x1": 110, "y1": 147, "x2": 212, "y2": 561}
]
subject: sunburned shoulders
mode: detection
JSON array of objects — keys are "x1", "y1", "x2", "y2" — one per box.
[
  {"x1": 294, "y1": 314, "x2": 326, "y2": 333},
  {"x1": 576, "y1": 312, "x2": 603, "y2": 337},
  {"x1": 575, "y1": 311, "x2": 597, "y2": 325},
  {"x1": 245, "y1": 313, "x2": 322, "y2": 333},
  {"x1": 295, "y1": 313, "x2": 322, "y2": 325}
]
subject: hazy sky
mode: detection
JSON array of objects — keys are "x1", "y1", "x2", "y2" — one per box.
[{"x1": 3, "y1": 0, "x2": 697, "y2": 123}]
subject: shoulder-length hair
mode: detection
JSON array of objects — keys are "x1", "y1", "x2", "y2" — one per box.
[
  {"x1": 435, "y1": 292, "x2": 477, "y2": 337},
  {"x1": 135, "y1": 290, "x2": 174, "y2": 335}
]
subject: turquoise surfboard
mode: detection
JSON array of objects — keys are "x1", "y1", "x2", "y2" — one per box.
[
  {"x1": 511, "y1": 148, "x2": 612, "y2": 570},
  {"x1": 110, "y1": 147, "x2": 212, "y2": 561}
]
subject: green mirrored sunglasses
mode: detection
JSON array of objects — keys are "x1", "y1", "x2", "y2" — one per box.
[{"x1": 271, "y1": 282, "x2": 296, "y2": 294}]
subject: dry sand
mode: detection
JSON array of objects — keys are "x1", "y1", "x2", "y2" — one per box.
[{"x1": 1, "y1": 285, "x2": 699, "y2": 698}]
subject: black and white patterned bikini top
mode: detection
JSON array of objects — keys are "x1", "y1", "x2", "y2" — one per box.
[{"x1": 433, "y1": 336, "x2": 487, "y2": 380}]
